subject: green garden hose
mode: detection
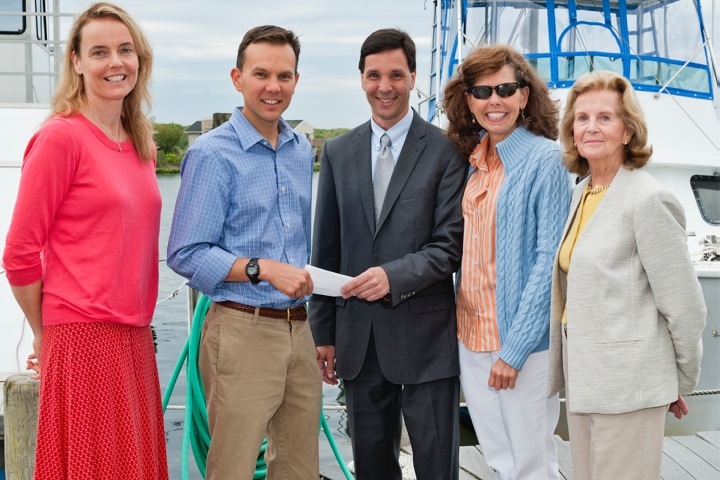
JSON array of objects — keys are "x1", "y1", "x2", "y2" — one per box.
[{"x1": 162, "y1": 293, "x2": 354, "y2": 480}]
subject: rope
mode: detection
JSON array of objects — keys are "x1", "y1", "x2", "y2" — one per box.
[
  {"x1": 688, "y1": 389, "x2": 720, "y2": 397},
  {"x1": 156, "y1": 280, "x2": 187, "y2": 306},
  {"x1": 161, "y1": 293, "x2": 354, "y2": 480}
]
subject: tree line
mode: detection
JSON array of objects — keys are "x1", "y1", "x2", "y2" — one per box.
[
  {"x1": 154, "y1": 122, "x2": 187, "y2": 172},
  {"x1": 154, "y1": 123, "x2": 348, "y2": 173}
]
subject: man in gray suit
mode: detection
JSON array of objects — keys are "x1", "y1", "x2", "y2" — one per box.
[{"x1": 309, "y1": 29, "x2": 466, "y2": 480}]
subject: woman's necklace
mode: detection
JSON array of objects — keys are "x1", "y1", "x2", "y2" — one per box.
[
  {"x1": 587, "y1": 183, "x2": 610, "y2": 195},
  {"x1": 90, "y1": 113, "x2": 124, "y2": 153}
]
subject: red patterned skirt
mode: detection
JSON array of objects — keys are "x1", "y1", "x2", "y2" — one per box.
[{"x1": 35, "y1": 322, "x2": 169, "y2": 480}]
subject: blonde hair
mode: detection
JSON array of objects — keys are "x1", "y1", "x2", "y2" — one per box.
[
  {"x1": 443, "y1": 44, "x2": 559, "y2": 158},
  {"x1": 52, "y1": 2, "x2": 155, "y2": 161},
  {"x1": 560, "y1": 71, "x2": 652, "y2": 175}
]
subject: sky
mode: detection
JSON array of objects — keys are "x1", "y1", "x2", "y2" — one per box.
[
  {"x1": 61, "y1": 0, "x2": 437, "y2": 129},
  {"x1": 60, "y1": 0, "x2": 720, "y2": 129}
]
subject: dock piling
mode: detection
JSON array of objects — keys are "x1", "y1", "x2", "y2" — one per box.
[{"x1": 3, "y1": 374, "x2": 38, "y2": 480}]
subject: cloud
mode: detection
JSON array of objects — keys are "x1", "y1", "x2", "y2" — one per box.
[
  {"x1": 61, "y1": 0, "x2": 717, "y2": 128},
  {"x1": 58, "y1": 0, "x2": 435, "y2": 127}
]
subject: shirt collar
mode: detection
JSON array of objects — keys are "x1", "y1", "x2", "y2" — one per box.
[
  {"x1": 468, "y1": 135, "x2": 501, "y2": 171},
  {"x1": 370, "y1": 108, "x2": 413, "y2": 151},
  {"x1": 231, "y1": 107, "x2": 300, "y2": 151}
]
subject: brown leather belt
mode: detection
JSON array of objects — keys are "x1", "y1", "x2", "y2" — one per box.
[{"x1": 217, "y1": 301, "x2": 307, "y2": 321}]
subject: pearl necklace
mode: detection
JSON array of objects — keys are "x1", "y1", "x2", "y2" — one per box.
[
  {"x1": 588, "y1": 184, "x2": 610, "y2": 195},
  {"x1": 91, "y1": 113, "x2": 124, "y2": 153}
]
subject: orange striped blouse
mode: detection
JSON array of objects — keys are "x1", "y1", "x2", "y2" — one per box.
[{"x1": 456, "y1": 137, "x2": 505, "y2": 352}]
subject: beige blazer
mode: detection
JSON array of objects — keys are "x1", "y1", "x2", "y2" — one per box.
[{"x1": 548, "y1": 166, "x2": 706, "y2": 414}]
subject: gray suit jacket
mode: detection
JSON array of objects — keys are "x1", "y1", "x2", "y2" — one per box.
[
  {"x1": 309, "y1": 112, "x2": 466, "y2": 384},
  {"x1": 548, "y1": 166, "x2": 706, "y2": 414}
]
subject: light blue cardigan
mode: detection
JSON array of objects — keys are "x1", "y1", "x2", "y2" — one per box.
[{"x1": 458, "y1": 126, "x2": 571, "y2": 370}]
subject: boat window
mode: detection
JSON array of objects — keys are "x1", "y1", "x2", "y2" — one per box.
[
  {"x1": 626, "y1": 0, "x2": 711, "y2": 94},
  {"x1": 630, "y1": 59, "x2": 710, "y2": 93},
  {"x1": 691, "y1": 175, "x2": 720, "y2": 225},
  {"x1": 557, "y1": 53, "x2": 624, "y2": 81},
  {"x1": 526, "y1": 56, "x2": 553, "y2": 82},
  {"x1": 554, "y1": 6, "x2": 623, "y2": 81},
  {"x1": 438, "y1": 0, "x2": 714, "y2": 99},
  {"x1": 0, "y1": 0, "x2": 25, "y2": 35},
  {"x1": 465, "y1": 2, "x2": 552, "y2": 54},
  {"x1": 636, "y1": 0, "x2": 705, "y2": 64},
  {"x1": 555, "y1": 13, "x2": 622, "y2": 55}
]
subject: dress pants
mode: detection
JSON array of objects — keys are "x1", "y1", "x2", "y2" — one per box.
[
  {"x1": 562, "y1": 325, "x2": 666, "y2": 480},
  {"x1": 344, "y1": 334, "x2": 460, "y2": 480},
  {"x1": 199, "y1": 302, "x2": 322, "y2": 480},
  {"x1": 459, "y1": 342, "x2": 560, "y2": 480}
]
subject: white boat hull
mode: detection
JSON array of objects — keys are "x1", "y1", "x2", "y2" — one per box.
[{"x1": 0, "y1": 106, "x2": 50, "y2": 384}]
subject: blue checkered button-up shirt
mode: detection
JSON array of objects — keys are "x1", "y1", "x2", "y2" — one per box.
[{"x1": 167, "y1": 108, "x2": 313, "y2": 309}]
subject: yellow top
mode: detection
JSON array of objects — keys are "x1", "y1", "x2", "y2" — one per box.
[{"x1": 558, "y1": 184, "x2": 608, "y2": 324}]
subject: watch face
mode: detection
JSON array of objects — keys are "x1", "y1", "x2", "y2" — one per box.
[{"x1": 246, "y1": 258, "x2": 260, "y2": 284}]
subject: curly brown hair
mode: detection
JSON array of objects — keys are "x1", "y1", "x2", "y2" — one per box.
[
  {"x1": 443, "y1": 44, "x2": 559, "y2": 158},
  {"x1": 559, "y1": 71, "x2": 652, "y2": 175}
]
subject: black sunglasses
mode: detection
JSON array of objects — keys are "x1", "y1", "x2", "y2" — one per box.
[{"x1": 468, "y1": 82, "x2": 523, "y2": 99}]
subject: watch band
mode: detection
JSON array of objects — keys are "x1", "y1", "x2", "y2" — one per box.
[{"x1": 245, "y1": 257, "x2": 260, "y2": 284}]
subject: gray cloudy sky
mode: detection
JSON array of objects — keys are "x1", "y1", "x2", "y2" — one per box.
[
  {"x1": 63, "y1": 0, "x2": 436, "y2": 128},
  {"x1": 62, "y1": 0, "x2": 719, "y2": 129}
]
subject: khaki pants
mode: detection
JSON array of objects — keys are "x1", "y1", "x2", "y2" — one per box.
[
  {"x1": 199, "y1": 302, "x2": 322, "y2": 480},
  {"x1": 562, "y1": 326, "x2": 666, "y2": 480}
]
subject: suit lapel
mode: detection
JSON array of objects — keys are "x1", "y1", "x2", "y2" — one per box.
[
  {"x1": 375, "y1": 113, "x2": 426, "y2": 233},
  {"x1": 562, "y1": 176, "x2": 588, "y2": 242},
  {"x1": 354, "y1": 123, "x2": 376, "y2": 234}
]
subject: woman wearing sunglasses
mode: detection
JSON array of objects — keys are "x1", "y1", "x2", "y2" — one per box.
[{"x1": 443, "y1": 44, "x2": 571, "y2": 479}]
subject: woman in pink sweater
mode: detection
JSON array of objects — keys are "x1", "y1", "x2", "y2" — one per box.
[{"x1": 2, "y1": 3, "x2": 168, "y2": 478}]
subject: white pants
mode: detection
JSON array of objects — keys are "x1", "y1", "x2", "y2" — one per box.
[{"x1": 459, "y1": 343, "x2": 560, "y2": 480}]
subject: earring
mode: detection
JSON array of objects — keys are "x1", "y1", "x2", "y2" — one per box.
[
  {"x1": 623, "y1": 139, "x2": 628, "y2": 145},
  {"x1": 471, "y1": 116, "x2": 477, "y2": 125},
  {"x1": 573, "y1": 142, "x2": 577, "y2": 147}
]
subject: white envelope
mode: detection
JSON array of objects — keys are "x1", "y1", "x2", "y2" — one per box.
[{"x1": 305, "y1": 265, "x2": 352, "y2": 297}]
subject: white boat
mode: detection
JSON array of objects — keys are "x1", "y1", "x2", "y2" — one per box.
[
  {"x1": 0, "y1": 1, "x2": 71, "y2": 386},
  {"x1": 0, "y1": 2, "x2": 717, "y2": 478},
  {"x1": 421, "y1": 0, "x2": 720, "y2": 435}
]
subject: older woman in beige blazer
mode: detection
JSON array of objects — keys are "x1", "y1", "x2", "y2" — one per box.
[{"x1": 548, "y1": 71, "x2": 706, "y2": 480}]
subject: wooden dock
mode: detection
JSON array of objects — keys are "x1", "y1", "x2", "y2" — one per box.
[
  {"x1": 320, "y1": 431, "x2": 720, "y2": 480},
  {"x1": 660, "y1": 431, "x2": 719, "y2": 480}
]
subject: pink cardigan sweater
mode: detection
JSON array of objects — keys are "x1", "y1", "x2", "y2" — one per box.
[{"x1": 3, "y1": 114, "x2": 161, "y2": 327}]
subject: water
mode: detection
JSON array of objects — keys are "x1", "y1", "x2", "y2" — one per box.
[{"x1": 154, "y1": 174, "x2": 352, "y2": 479}]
